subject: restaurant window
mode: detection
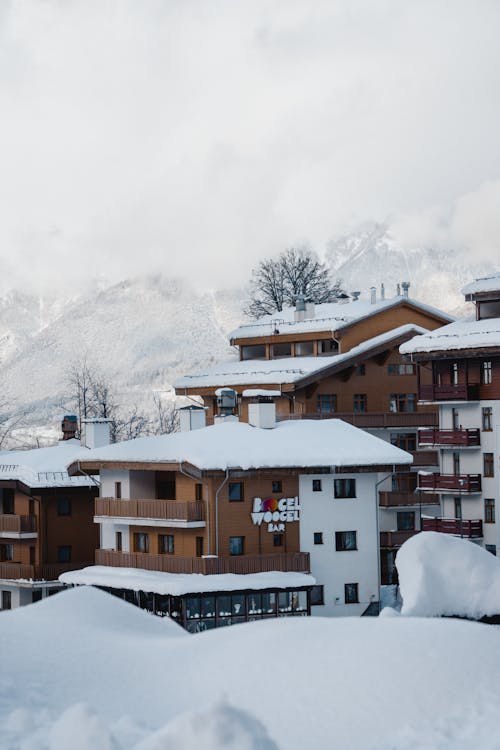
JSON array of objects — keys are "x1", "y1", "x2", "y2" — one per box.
[
  {"x1": 1, "y1": 591, "x2": 11, "y2": 610},
  {"x1": 317, "y1": 394, "x2": 336, "y2": 414},
  {"x1": 273, "y1": 533, "x2": 284, "y2": 547},
  {"x1": 482, "y1": 407, "x2": 493, "y2": 431},
  {"x1": 115, "y1": 482, "x2": 122, "y2": 499},
  {"x1": 390, "y1": 393, "x2": 416, "y2": 413},
  {"x1": 195, "y1": 483, "x2": 203, "y2": 501},
  {"x1": 229, "y1": 536, "x2": 244, "y2": 556},
  {"x1": 335, "y1": 531, "x2": 357, "y2": 551},
  {"x1": 57, "y1": 545, "x2": 72, "y2": 563},
  {"x1": 57, "y1": 498, "x2": 72, "y2": 516},
  {"x1": 310, "y1": 585, "x2": 324, "y2": 605},
  {"x1": 312, "y1": 479, "x2": 322, "y2": 492},
  {"x1": 481, "y1": 361, "x2": 493, "y2": 385},
  {"x1": 397, "y1": 512, "x2": 415, "y2": 531},
  {"x1": 241, "y1": 344, "x2": 266, "y2": 360},
  {"x1": 295, "y1": 341, "x2": 314, "y2": 356},
  {"x1": 484, "y1": 453, "x2": 494, "y2": 478},
  {"x1": 353, "y1": 394, "x2": 367, "y2": 413},
  {"x1": 272, "y1": 480, "x2": 282, "y2": 493},
  {"x1": 318, "y1": 339, "x2": 338, "y2": 355},
  {"x1": 390, "y1": 433, "x2": 417, "y2": 451},
  {"x1": 228, "y1": 482, "x2": 244, "y2": 502},
  {"x1": 388, "y1": 363, "x2": 416, "y2": 375},
  {"x1": 159, "y1": 534, "x2": 175, "y2": 554},
  {"x1": 313, "y1": 532, "x2": 323, "y2": 545},
  {"x1": 271, "y1": 342, "x2": 292, "y2": 359},
  {"x1": 133, "y1": 533, "x2": 149, "y2": 553},
  {"x1": 0, "y1": 544, "x2": 14, "y2": 561},
  {"x1": 115, "y1": 531, "x2": 122, "y2": 552},
  {"x1": 485, "y1": 498, "x2": 495, "y2": 524},
  {"x1": 344, "y1": 583, "x2": 359, "y2": 604},
  {"x1": 0, "y1": 489, "x2": 14, "y2": 514},
  {"x1": 334, "y1": 478, "x2": 356, "y2": 499}
]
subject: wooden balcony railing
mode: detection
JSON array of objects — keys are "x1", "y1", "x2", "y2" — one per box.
[
  {"x1": 0, "y1": 561, "x2": 93, "y2": 581},
  {"x1": 380, "y1": 530, "x2": 418, "y2": 547},
  {"x1": 278, "y1": 412, "x2": 438, "y2": 427},
  {"x1": 0, "y1": 514, "x2": 37, "y2": 534},
  {"x1": 410, "y1": 451, "x2": 439, "y2": 466},
  {"x1": 379, "y1": 491, "x2": 439, "y2": 508},
  {"x1": 421, "y1": 518, "x2": 483, "y2": 537},
  {"x1": 418, "y1": 473, "x2": 482, "y2": 493},
  {"x1": 418, "y1": 429, "x2": 481, "y2": 448},
  {"x1": 95, "y1": 498, "x2": 205, "y2": 522},
  {"x1": 419, "y1": 384, "x2": 480, "y2": 402},
  {"x1": 95, "y1": 549, "x2": 311, "y2": 575}
]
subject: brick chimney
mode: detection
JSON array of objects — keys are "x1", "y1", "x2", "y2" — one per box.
[{"x1": 61, "y1": 415, "x2": 78, "y2": 441}]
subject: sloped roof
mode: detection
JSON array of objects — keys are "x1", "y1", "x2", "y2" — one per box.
[
  {"x1": 400, "y1": 317, "x2": 500, "y2": 355},
  {"x1": 0, "y1": 439, "x2": 97, "y2": 488}
]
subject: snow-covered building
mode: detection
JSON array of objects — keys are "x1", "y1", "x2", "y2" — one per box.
[
  {"x1": 65, "y1": 406, "x2": 412, "y2": 630},
  {"x1": 401, "y1": 272, "x2": 500, "y2": 556},
  {"x1": 0, "y1": 417, "x2": 99, "y2": 610}
]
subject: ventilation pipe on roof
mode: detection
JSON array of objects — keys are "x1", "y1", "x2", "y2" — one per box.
[
  {"x1": 178, "y1": 405, "x2": 206, "y2": 432},
  {"x1": 370, "y1": 286, "x2": 376, "y2": 304},
  {"x1": 401, "y1": 281, "x2": 410, "y2": 299},
  {"x1": 214, "y1": 388, "x2": 239, "y2": 424},
  {"x1": 380, "y1": 283, "x2": 385, "y2": 300},
  {"x1": 396, "y1": 283, "x2": 401, "y2": 296},
  {"x1": 294, "y1": 294, "x2": 306, "y2": 322}
]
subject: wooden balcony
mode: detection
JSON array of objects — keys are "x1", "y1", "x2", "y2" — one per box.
[
  {"x1": 278, "y1": 412, "x2": 438, "y2": 428},
  {"x1": 419, "y1": 384, "x2": 480, "y2": 402},
  {"x1": 421, "y1": 518, "x2": 483, "y2": 538},
  {"x1": 380, "y1": 530, "x2": 418, "y2": 548},
  {"x1": 418, "y1": 429, "x2": 481, "y2": 448},
  {"x1": 0, "y1": 561, "x2": 94, "y2": 581},
  {"x1": 418, "y1": 473, "x2": 482, "y2": 493},
  {"x1": 0, "y1": 514, "x2": 37, "y2": 534},
  {"x1": 95, "y1": 549, "x2": 311, "y2": 575},
  {"x1": 410, "y1": 450, "x2": 439, "y2": 466},
  {"x1": 379, "y1": 491, "x2": 439, "y2": 507},
  {"x1": 95, "y1": 498, "x2": 205, "y2": 523}
]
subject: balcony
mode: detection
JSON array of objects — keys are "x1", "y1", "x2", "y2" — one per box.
[
  {"x1": 418, "y1": 473, "x2": 481, "y2": 493},
  {"x1": 380, "y1": 530, "x2": 418, "y2": 548},
  {"x1": 421, "y1": 518, "x2": 483, "y2": 538},
  {"x1": 419, "y1": 384, "x2": 480, "y2": 402},
  {"x1": 379, "y1": 491, "x2": 439, "y2": 508},
  {"x1": 278, "y1": 412, "x2": 438, "y2": 428},
  {"x1": 418, "y1": 429, "x2": 481, "y2": 448},
  {"x1": 95, "y1": 498, "x2": 205, "y2": 524},
  {"x1": 410, "y1": 450, "x2": 439, "y2": 466},
  {"x1": 0, "y1": 561, "x2": 94, "y2": 581},
  {"x1": 0, "y1": 514, "x2": 37, "y2": 536},
  {"x1": 95, "y1": 549, "x2": 311, "y2": 575}
]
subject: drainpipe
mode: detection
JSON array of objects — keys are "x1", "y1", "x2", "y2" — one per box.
[
  {"x1": 375, "y1": 468, "x2": 396, "y2": 611},
  {"x1": 179, "y1": 462, "x2": 211, "y2": 556},
  {"x1": 215, "y1": 469, "x2": 231, "y2": 557}
]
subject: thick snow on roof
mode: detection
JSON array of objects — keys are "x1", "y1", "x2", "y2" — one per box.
[
  {"x1": 462, "y1": 271, "x2": 500, "y2": 296},
  {"x1": 3, "y1": 586, "x2": 500, "y2": 749},
  {"x1": 75, "y1": 418, "x2": 412, "y2": 470},
  {"x1": 397, "y1": 532, "x2": 500, "y2": 618},
  {"x1": 60, "y1": 566, "x2": 315, "y2": 595},
  {"x1": 228, "y1": 295, "x2": 452, "y2": 341},
  {"x1": 400, "y1": 316, "x2": 500, "y2": 355},
  {"x1": 0, "y1": 439, "x2": 96, "y2": 488},
  {"x1": 175, "y1": 324, "x2": 429, "y2": 389}
]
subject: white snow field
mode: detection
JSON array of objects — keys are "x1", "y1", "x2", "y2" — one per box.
[{"x1": 2, "y1": 587, "x2": 500, "y2": 749}]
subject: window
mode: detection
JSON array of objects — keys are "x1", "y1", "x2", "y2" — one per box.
[
  {"x1": 57, "y1": 498, "x2": 71, "y2": 516},
  {"x1": 486, "y1": 545, "x2": 497, "y2": 556},
  {"x1": 335, "y1": 531, "x2": 357, "y2": 551},
  {"x1": 312, "y1": 479, "x2": 322, "y2": 492},
  {"x1": 228, "y1": 482, "x2": 244, "y2": 502},
  {"x1": 196, "y1": 536, "x2": 204, "y2": 557},
  {"x1": 272, "y1": 480, "x2": 282, "y2": 493},
  {"x1": 353, "y1": 394, "x2": 367, "y2": 413},
  {"x1": 317, "y1": 394, "x2": 336, "y2": 414},
  {"x1": 453, "y1": 452, "x2": 460, "y2": 476},
  {"x1": 334, "y1": 478, "x2": 356, "y2": 498},
  {"x1": 390, "y1": 433, "x2": 417, "y2": 452},
  {"x1": 310, "y1": 585, "x2": 324, "y2": 605},
  {"x1": 344, "y1": 583, "x2": 359, "y2": 604},
  {"x1": 450, "y1": 362, "x2": 459, "y2": 386},
  {"x1": 454, "y1": 497, "x2": 462, "y2": 520},
  {"x1": 115, "y1": 531, "x2": 122, "y2": 552},
  {"x1": 0, "y1": 489, "x2": 14, "y2": 514},
  {"x1": 452, "y1": 408, "x2": 459, "y2": 430},
  {"x1": 318, "y1": 339, "x2": 338, "y2": 355},
  {"x1": 57, "y1": 546, "x2": 71, "y2": 563},
  {"x1": 390, "y1": 394, "x2": 416, "y2": 413},
  {"x1": 271, "y1": 342, "x2": 292, "y2": 358},
  {"x1": 229, "y1": 536, "x2": 244, "y2": 556},
  {"x1": 481, "y1": 361, "x2": 492, "y2": 385},
  {"x1": 157, "y1": 478, "x2": 175, "y2": 500},
  {"x1": 273, "y1": 533, "x2": 283, "y2": 547},
  {"x1": 115, "y1": 482, "x2": 122, "y2": 499},
  {"x1": 484, "y1": 453, "x2": 494, "y2": 478},
  {"x1": 397, "y1": 512, "x2": 415, "y2": 531},
  {"x1": 355, "y1": 364, "x2": 365, "y2": 376},
  {"x1": 388, "y1": 363, "x2": 416, "y2": 375},
  {"x1": 133, "y1": 533, "x2": 149, "y2": 553},
  {"x1": 485, "y1": 498, "x2": 495, "y2": 524},
  {"x1": 159, "y1": 534, "x2": 175, "y2": 554},
  {"x1": 29, "y1": 546, "x2": 35, "y2": 565},
  {"x1": 295, "y1": 341, "x2": 314, "y2": 356},
  {"x1": 0, "y1": 544, "x2": 13, "y2": 561},
  {"x1": 1, "y1": 591, "x2": 11, "y2": 610},
  {"x1": 241, "y1": 344, "x2": 266, "y2": 360},
  {"x1": 482, "y1": 407, "x2": 493, "y2": 431},
  {"x1": 195, "y1": 483, "x2": 203, "y2": 501},
  {"x1": 313, "y1": 532, "x2": 323, "y2": 545}
]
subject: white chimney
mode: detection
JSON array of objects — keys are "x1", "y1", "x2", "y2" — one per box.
[
  {"x1": 304, "y1": 301, "x2": 315, "y2": 319},
  {"x1": 248, "y1": 401, "x2": 276, "y2": 429},
  {"x1": 294, "y1": 295, "x2": 306, "y2": 322},
  {"x1": 401, "y1": 281, "x2": 410, "y2": 299},
  {"x1": 81, "y1": 418, "x2": 112, "y2": 448},
  {"x1": 178, "y1": 406, "x2": 206, "y2": 432},
  {"x1": 380, "y1": 283, "x2": 385, "y2": 300},
  {"x1": 370, "y1": 286, "x2": 376, "y2": 304}
]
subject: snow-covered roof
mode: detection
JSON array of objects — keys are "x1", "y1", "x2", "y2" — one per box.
[
  {"x1": 175, "y1": 324, "x2": 429, "y2": 390},
  {"x1": 72, "y1": 419, "x2": 412, "y2": 471},
  {"x1": 229, "y1": 295, "x2": 453, "y2": 341},
  {"x1": 60, "y1": 566, "x2": 315, "y2": 595},
  {"x1": 462, "y1": 272, "x2": 500, "y2": 297},
  {"x1": 241, "y1": 389, "x2": 282, "y2": 398},
  {"x1": 400, "y1": 317, "x2": 500, "y2": 355},
  {"x1": 0, "y1": 439, "x2": 97, "y2": 488}
]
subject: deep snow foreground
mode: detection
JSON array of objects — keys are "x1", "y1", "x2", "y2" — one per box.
[
  {"x1": 397, "y1": 531, "x2": 500, "y2": 619},
  {"x1": 2, "y1": 588, "x2": 500, "y2": 749}
]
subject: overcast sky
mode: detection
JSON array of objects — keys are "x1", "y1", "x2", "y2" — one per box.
[{"x1": 1, "y1": 0, "x2": 500, "y2": 294}]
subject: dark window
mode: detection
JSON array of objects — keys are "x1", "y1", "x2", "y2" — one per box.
[
  {"x1": 454, "y1": 497, "x2": 462, "y2": 520},
  {"x1": 157, "y1": 479, "x2": 176, "y2": 500},
  {"x1": 196, "y1": 536, "x2": 204, "y2": 557},
  {"x1": 388, "y1": 363, "x2": 416, "y2": 375},
  {"x1": 159, "y1": 534, "x2": 175, "y2": 553},
  {"x1": 310, "y1": 585, "x2": 324, "y2": 605},
  {"x1": 482, "y1": 407, "x2": 493, "y2": 431},
  {"x1": 1, "y1": 591, "x2": 11, "y2": 610},
  {"x1": 195, "y1": 483, "x2": 203, "y2": 501},
  {"x1": 452, "y1": 408, "x2": 459, "y2": 430},
  {"x1": 229, "y1": 536, "x2": 244, "y2": 556},
  {"x1": 272, "y1": 480, "x2": 282, "y2": 493},
  {"x1": 271, "y1": 342, "x2": 292, "y2": 358},
  {"x1": 390, "y1": 432, "x2": 417, "y2": 451},
  {"x1": 57, "y1": 498, "x2": 72, "y2": 516},
  {"x1": 133, "y1": 533, "x2": 149, "y2": 553},
  {"x1": 318, "y1": 339, "x2": 338, "y2": 355},
  {"x1": 241, "y1": 344, "x2": 266, "y2": 360},
  {"x1": 313, "y1": 532, "x2": 323, "y2": 545},
  {"x1": 334, "y1": 478, "x2": 356, "y2": 499},
  {"x1": 32, "y1": 590, "x2": 42, "y2": 603},
  {"x1": 228, "y1": 482, "x2": 244, "y2": 502},
  {"x1": 312, "y1": 479, "x2": 322, "y2": 492},
  {"x1": 485, "y1": 498, "x2": 495, "y2": 524},
  {"x1": 486, "y1": 544, "x2": 497, "y2": 556},
  {"x1": 344, "y1": 583, "x2": 359, "y2": 604},
  {"x1": 397, "y1": 511, "x2": 415, "y2": 531},
  {"x1": 29, "y1": 546, "x2": 35, "y2": 565},
  {"x1": 295, "y1": 341, "x2": 314, "y2": 356},
  {"x1": 453, "y1": 452, "x2": 460, "y2": 476},
  {"x1": 317, "y1": 394, "x2": 336, "y2": 414},
  {"x1": 481, "y1": 361, "x2": 492, "y2": 385},
  {"x1": 273, "y1": 533, "x2": 283, "y2": 547},
  {"x1": 57, "y1": 545, "x2": 72, "y2": 563},
  {"x1": 335, "y1": 531, "x2": 357, "y2": 551},
  {"x1": 484, "y1": 453, "x2": 494, "y2": 478},
  {"x1": 0, "y1": 544, "x2": 14, "y2": 561},
  {"x1": 115, "y1": 531, "x2": 122, "y2": 551},
  {"x1": 390, "y1": 394, "x2": 416, "y2": 413},
  {"x1": 355, "y1": 364, "x2": 365, "y2": 376},
  {"x1": 0, "y1": 489, "x2": 14, "y2": 514},
  {"x1": 115, "y1": 482, "x2": 122, "y2": 499},
  {"x1": 353, "y1": 394, "x2": 367, "y2": 413}
]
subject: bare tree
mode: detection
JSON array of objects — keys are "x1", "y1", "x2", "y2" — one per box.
[
  {"x1": 245, "y1": 246, "x2": 344, "y2": 318},
  {"x1": 112, "y1": 405, "x2": 151, "y2": 442},
  {"x1": 152, "y1": 392, "x2": 179, "y2": 435},
  {"x1": 0, "y1": 400, "x2": 26, "y2": 449}
]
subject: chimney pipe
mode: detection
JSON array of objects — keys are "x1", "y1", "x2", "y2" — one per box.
[
  {"x1": 401, "y1": 281, "x2": 410, "y2": 299},
  {"x1": 61, "y1": 415, "x2": 78, "y2": 441},
  {"x1": 380, "y1": 283, "x2": 385, "y2": 300},
  {"x1": 396, "y1": 283, "x2": 401, "y2": 296},
  {"x1": 370, "y1": 287, "x2": 376, "y2": 305}
]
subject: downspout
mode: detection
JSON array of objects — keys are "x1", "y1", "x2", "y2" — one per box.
[
  {"x1": 179, "y1": 462, "x2": 211, "y2": 556},
  {"x1": 215, "y1": 469, "x2": 231, "y2": 557},
  {"x1": 375, "y1": 467, "x2": 396, "y2": 612}
]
